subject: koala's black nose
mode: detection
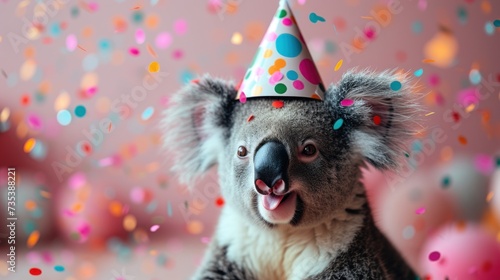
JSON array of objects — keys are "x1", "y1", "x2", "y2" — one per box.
[{"x1": 254, "y1": 141, "x2": 289, "y2": 195}]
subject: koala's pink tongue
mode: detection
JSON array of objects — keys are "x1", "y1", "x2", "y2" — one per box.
[{"x1": 262, "y1": 194, "x2": 285, "y2": 211}]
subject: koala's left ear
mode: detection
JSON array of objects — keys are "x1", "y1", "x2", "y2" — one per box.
[
  {"x1": 325, "y1": 70, "x2": 422, "y2": 170},
  {"x1": 161, "y1": 75, "x2": 237, "y2": 185}
]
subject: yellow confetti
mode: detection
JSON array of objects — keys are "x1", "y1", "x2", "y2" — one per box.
[
  {"x1": 334, "y1": 59, "x2": 343, "y2": 71},
  {"x1": 27, "y1": 230, "x2": 40, "y2": 248},
  {"x1": 148, "y1": 61, "x2": 160, "y2": 73},
  {"x1": 24, "y1": 138, "x2": 36, "y2": 153},
  {"x1": 20, "y1": 59, "x2": 36, "y2": 81},
  {"x1": 54, "y1": 91, "x2": 70, "y2": 111},
  {"x1": 123, "y1": 214, "x2": 137, "y2": 231},
  {"x1": 425, "y1": 112, "x2": 435, "y2": 116},
  {"x1": 231, "y1": 32, "x2": 243, "y2": 45},
  {"x1": 0, "y1": 107, "x2": 10, "y2": 122},
  {"x1": 465, "y1": 103, "x2": 475, "y2": 113},
  {"x1": 361, "y1": 16, "x2": 373, "y2": 20}
]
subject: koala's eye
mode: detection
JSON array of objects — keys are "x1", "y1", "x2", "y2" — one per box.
[
  {"x1": 301, "y1": 144, "x2": 317, "y2": 157},
  {"x1": 237, "y1": 146, "x2": 248, "y2": 158}
]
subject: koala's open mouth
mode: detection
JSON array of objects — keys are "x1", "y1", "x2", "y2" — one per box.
[{"x1": 258, "y1": 191, "x2": 298, "y2": 224}]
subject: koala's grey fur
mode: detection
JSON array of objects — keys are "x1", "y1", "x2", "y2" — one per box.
[{"x1": 161, "y1": 70, "x2": 421, "y2": 280}]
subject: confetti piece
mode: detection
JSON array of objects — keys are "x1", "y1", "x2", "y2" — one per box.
[
  {"x1": 442, "y1": 176, "x2": 451, "y2": 188},
  {"x1": 458, "y1": 135, "x2": 468, "y2": 145},
  {"x1": 187, "y1": 220, "x2": 203, "y2": 235},
  {"x1": 494, "y1": 20, "x2": 500, "y2": 27},
  {"x1": 373, "y1": 115, "x2": 381, "y2": 125},
  {"x1": 155, "y1": 32, "x2": 172, "y2": 49},
  {"x1": 109, "y1": 201, "x2": 123, "y2": 217},
  {"x1": 486, "y1": 192, "x2": 494, "y2": 202},
  {"x1": 142, "y1": 106, "x2": 154, "y2": 121},
  {"x1": 24, "y1": 138, "x2": 36, "y2": 153},
  {"x1": 20, "y1": 60, "x2": 36, "y2": 81},
  {"x1": 340, "y1": 99, "x2": 353, "y2": 107},
  {"x1": 27, "y1": 230, "x2": 40, "y2": 248},
  {"x1": 485, "y1": 21, "x2": 495, "y2": 35},
  {"x1": 231, "y1": 32, "x2": 243, "y2": 45},
  {"x1": 428, "y1": 251, "x2": 440, "y2": 261},
  {"x1": 334, "y1": 59, "x2": 343, "y2": 71},
  {"x1": 239, "y1": 92, "x2": 247, "y2": 103},
  {"x1": 148, "y1": 61, "x2": 160, "y2": 73},
  {"x1": 29, "y1": 267, "x2": 42, "y2": 276},
  {"x1": 167, "y1": 202, "x2": 172, "y2": 217},
  {"x1": 174, "y1": 19, "x2": 188, "y2": 35},
  {"x1": 123, "y1": 214, "x2": 137, "y2": 231},
  {"x1": 146, "y1": 44, "x2": 157, "y2": 58},
  {"x1": 54, "y1": 265, "x2": 65, "y2": 272},
  {"x1": 422, "y1": 58, "x2": 435, "y2": 63},
  {"x1": 150, "y1": 225, "x2": 160, "y2": 232},
  {"x1": 416, "y1": 207, "x2": 426, "y2": 215},
  {"x1": 390, "y1": 81, "x2": 402, "y2": 91},
  {"x1": 414, "y1": 68, "x2": 424, "y2": 77},
  {"x1": 247, "y1": 114, "x2": 254, "y2": 122},
  {"x1": 66, "y1": 34, "x2": 77, "y2": 51},
  {"x1": 74, "y1": 105, "x2": 86, "y2": 118},
  {"x1": 272, "y1": 100, "x2": 284, "y2": 108},
  {"x1": 57, "y1": 109, "x2": 72, "y2": 126},
  {"x1": 129, "y1": 47, "x2": 140, "y2": 56},
  {"x1": 215, "y1": 197, "x2": 224, "y2": 207},
  {"x1": 309, "y1": 12, "x2": 325, "y2": 23},
  {"x1": 333, "y1": 118, "x2": 343, "y2": 130},
  {"x1": 402, "y1": 225, "x2": 415, "y2": 240},
  {"x1": 469, "y1": 69, "x2": 481, "y2": 85}
]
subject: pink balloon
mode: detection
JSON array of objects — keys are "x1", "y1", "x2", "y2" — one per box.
[{"x1": 420, "y1": 224, "x2": 500, "y2": 279}]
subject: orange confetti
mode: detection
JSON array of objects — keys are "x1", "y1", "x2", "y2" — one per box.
[
  {"x1": 25, "y1": 200, "x2": 36, "y2": 211},
  {"x1": 27, "y1": 230, "x2": 40, "y2": 248},
  {"x1": 146, "y1": 44, "x2": 157, "y2": 58},
  {"x1": 24, "y1": 138, "x2": 36, "y2": 153},
  {"x1": 247, "y1": 114, "x2": 254, "y2": 122},
  {"x1": 148, "y1": 61, "x2": 160, "y2": 73},
  {"x1": 187, "y1": 220, "x2": 204, "y2": 235},
  {"x1": 40, "y1": 190, "x2": 51, "y2": 199},
  {"x1": 422, "y1": 59, "x2": 435, "y2": 63},
  {"x1": 458, "y1": 135, "x2": 468, "y2": 145},
  {"x1": 486, "y1": 191, "x2": 494, "y2": 202},
  {"x1": 77, "y1": 45, "x2": 87, "y2": 52},
  {"x1": 272, "y1": 100, "x2": 284, "y2": 109},
  {"x1": 109, "y1": 201, "x2": 123, "y2": 217},
  {"x1": 123, "y1": 214, "x2": 137, "y2": 231}
]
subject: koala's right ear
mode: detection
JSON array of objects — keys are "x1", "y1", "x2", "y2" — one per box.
[{"x1": 161, "y1": 75, "x2": 237, "y2": 185}]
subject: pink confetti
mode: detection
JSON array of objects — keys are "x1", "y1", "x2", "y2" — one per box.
[
  {"x1": 135, "y1": 28, "x2": 145, "y2": 44},
  {"x1": 201, "y1": 237, "x2": 210, "y2": 244},
  {"x1": 27, "y1": 113, "x2": 42, "y2": 130},
  {"x1": 340, "y1": 99, "x2": 354, "y2": 107},
  {"x1": 68, "y1": 172, "x2": 86, "y2": 189},
  {"x1": 239, "y1": 92, "x2": 247, "y2": 103},
  {"x1": 415, "y1": 207, "x2": 426, "y2": 215},
  {"x1": 174, "y1": 19, "x2": 188, "y2": 35},
  {"x1": 66, "y1": 34, "x2": 77, "y2": 52},
  {"x1": 172, "y1": 49, "x2": 183, "y2": 59},
  {"x1": 155, "y1": 32, "x2": 172, "y2": 49},
  {"x1": 474, "y1": 154, "x2": 494, "y2": 175},
  {"x1": 129, "y1": 47, "x2": 140, "y2": 56},
  {"x1": 150, "y1": 225, "x2": 160, "y2": 232},
  {"x1": 428, "y1": 251, "x2": 440, "y2": 261},
  {"x1": 130, "y1": 187, "x2": 145, "y2": 204},
  {"x1": 87, "y1": 1, "x2": 99, "y2": 12},
  {"x1": 418, "y1": 0, "x2": 427, "y2": 11}
]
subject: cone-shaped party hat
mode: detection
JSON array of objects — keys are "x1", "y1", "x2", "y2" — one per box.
[{"x1": 236, "y1": 0, "x2": 325, "y2": 101}]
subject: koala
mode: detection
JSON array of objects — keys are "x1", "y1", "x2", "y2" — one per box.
[{"x1": 162, "y1": 70, "x2": 420, "y2": 280}]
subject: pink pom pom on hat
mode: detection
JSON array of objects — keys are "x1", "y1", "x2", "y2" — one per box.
[{"x1": 236, "y1": 0, "x2": 326, "y2": 101}]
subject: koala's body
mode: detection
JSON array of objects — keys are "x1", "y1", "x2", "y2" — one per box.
[{"x1": 162, "y1": 70, "x2": 420, "y2": 280}]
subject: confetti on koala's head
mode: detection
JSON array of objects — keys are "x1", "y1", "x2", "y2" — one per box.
[{"x1": 236, "y1": 0, "x2": 325, "y2": 101}]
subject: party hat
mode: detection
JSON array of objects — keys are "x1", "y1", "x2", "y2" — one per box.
[{"x1": 236, "y1": 0, "x2": 325, "y2": 101}]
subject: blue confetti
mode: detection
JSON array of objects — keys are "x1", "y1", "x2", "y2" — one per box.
[
  {"x1": 390, "y1": 81, "x2": 402, "y2": 91},
  {"x1": 309, "y1": 12, "x2": 325, "y2": 23},
  {"x1": 414, "y1": 68, "x2": 424, "y2": 77},
  {"x1": 485, "y1": 21, "x2": 495, "y2": 35},
  {"x1": 333, "y1": 118, "x2": 343, "y2": 130}
]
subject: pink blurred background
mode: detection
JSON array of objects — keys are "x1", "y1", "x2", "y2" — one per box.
[{"x1": 0, "y1": 0, "x2": 499, "y2": 279}]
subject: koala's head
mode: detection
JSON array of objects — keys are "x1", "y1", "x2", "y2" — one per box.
[{"x1": 162, "y1": 70, "x2": 420, "y2": 229}]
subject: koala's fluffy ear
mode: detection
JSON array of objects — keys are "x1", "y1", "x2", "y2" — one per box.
[
  {"x1": 161, "y1": 75, "x2": 237, "y2": 184},
  {"x1": 326, "y1": 70, "x2": 422, "y2": 170}
]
